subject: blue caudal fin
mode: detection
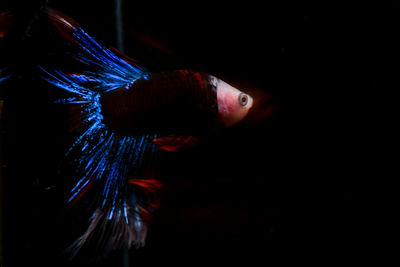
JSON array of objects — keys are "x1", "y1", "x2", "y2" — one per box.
[{"x1": 41, "y1": 9, "x2": 161, "y2": 258}]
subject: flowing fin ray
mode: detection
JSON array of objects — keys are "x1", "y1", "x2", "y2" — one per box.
[{"x1": 41, "y1": 9, "x2": 161, "y2": 258}]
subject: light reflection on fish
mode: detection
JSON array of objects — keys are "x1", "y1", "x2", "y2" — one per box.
[{"x1": 42, "y1": 9, "x2": 254, "y2": 258}]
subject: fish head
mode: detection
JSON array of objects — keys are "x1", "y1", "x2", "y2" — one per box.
[{"x1": 214, "y1": 77, "x2": 253, "y2": 127}]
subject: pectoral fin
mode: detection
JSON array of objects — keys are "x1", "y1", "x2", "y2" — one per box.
[{"x1": 153, "y1": 134, "x2": 200, "y2": 152}]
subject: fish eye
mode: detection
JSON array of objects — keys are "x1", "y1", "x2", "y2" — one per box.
[{"x1": 238, "y1": 93, "x2": 249, "y2": 106}]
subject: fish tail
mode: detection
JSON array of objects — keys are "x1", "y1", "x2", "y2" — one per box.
[
  {"x1": 66, "y1": 203, "x2": 150, "y2": 259},
  {"x1": 66, "y1": 169, "x2": 163, "y2": 258},
  {"x1": 58, "y1": 127, "x2": 162, "y2": 258},
  {"x1": 63, "y1": 134, "x2": 162, "y2": 258}
]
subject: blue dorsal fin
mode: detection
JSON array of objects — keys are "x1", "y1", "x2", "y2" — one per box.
[{"x1": 45, "y1": 8, "x2": 148, "y2": 93}]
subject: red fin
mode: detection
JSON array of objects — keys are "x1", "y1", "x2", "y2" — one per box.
[
  {"x1": 128, "y1": 178, "x2": 163, "y2": 193},
  {"x1": 153, "y1": 134, "x2": 200, "y2": 152},
  {"x1": 46, "y1": 8, "x2": 79, "y2": 43},
  {"x1": 128, "y1": 178, "x2": 162, "y2": 221},
  {"x1": 0, "y1": 11, "x2": 13, "y2": 39}
]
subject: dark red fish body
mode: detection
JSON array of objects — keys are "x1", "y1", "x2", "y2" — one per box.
[{"x1": 101, "y1": 70, "x2": 218, "y2": 135}]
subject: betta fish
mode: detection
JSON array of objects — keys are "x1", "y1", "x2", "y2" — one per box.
[{"x1": 41, "y1": 9, "x2": 254, "y2": 258}]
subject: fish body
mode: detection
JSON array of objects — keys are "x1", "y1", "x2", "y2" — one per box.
[
  {"x1": 42, "y1": 9, "x2": 253, "y2": 258},
  {"x1": 101, "y1": 70, "x2": 218, "y2": 135}
]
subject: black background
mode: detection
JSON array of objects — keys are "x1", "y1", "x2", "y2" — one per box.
[{"x1": 0, "y1": 0, "x2": 395, "y2": 266}]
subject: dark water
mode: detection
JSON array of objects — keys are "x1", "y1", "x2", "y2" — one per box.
[{"x1": 1, "y1": 0, "x2": 394, "y2": 266}]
